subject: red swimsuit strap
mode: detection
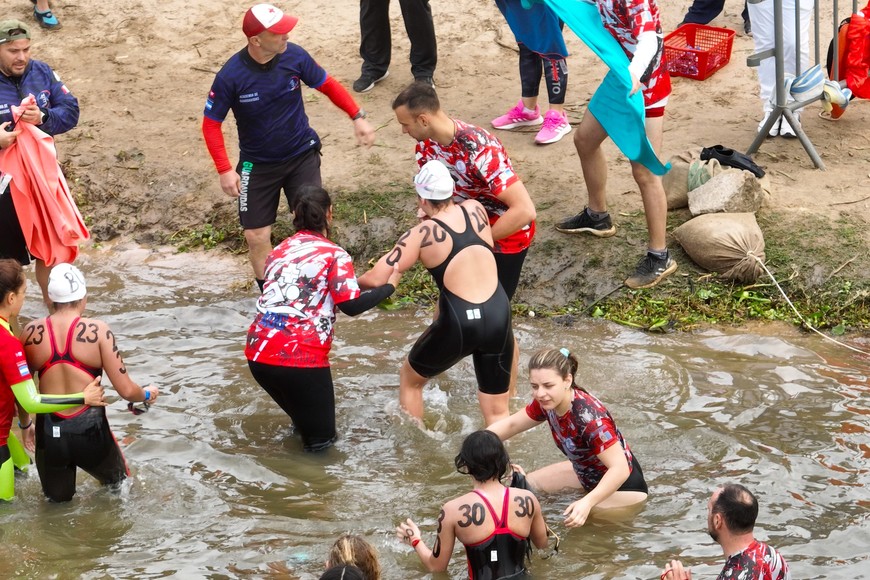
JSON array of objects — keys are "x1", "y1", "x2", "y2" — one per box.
[{"x1": 472, "y1": 487, "x2": 511, "y2": 529}]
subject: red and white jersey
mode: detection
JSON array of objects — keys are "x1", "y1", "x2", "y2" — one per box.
[
  {"x1": 595, "y1": 0, "x2": 671, "y2": 107},
  {"x1": 416, "y1": 119, "x2": 535, "y2": 254},
  {"x1": 245, "y1": 231, "x2": 360, "y2": 368}
]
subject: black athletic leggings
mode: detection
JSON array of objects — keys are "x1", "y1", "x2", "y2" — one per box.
[
  {"x1": 518, "y1": 43, "x2": 568, "y2": 104},
  {"x1": 247, "y1": 362, "x2": 337, "y2": 452}
]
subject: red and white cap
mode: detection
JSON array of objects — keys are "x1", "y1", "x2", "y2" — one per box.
[{"x1": 242, "y1": 4, "x2": 298, "y2": 37}]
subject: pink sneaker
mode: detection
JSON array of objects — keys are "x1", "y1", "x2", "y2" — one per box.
[
  {"x1": 491, "y1": 100, "x2": 543, "y2": 130},
  {"x1": 534, "y1": 109, "x2": 571, "y2": 144}
]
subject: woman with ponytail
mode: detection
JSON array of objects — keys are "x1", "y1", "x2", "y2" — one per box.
[
  {"x1": 487, "y1": 347, "x2": 647, "y2": 527},
  {"x1": 244, "y1": 185, "x2": 400, "y2": 452}
]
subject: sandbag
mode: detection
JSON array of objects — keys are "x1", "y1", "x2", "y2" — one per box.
[
  {"x1": 663, "y1": 148, "x2": 724, "y2": 210},
  {"x1": 672, "y1": 212, "x2": 766, "y2": 282}
]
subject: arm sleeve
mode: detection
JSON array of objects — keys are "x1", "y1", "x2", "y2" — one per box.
[
  {"x1": 627, "y1": 30, "x2": 659, "y2": 82},
  {"x1": 316, "y1": 75, "x2": 361, "y2": 119},
  {"x1": 41, "y1": 68, "x2": 80, "y2": 136},
  {"x1": 336, "y1": 283, "x2": 395, "y2": 316},
  {"x1": 202, "y1": 117, "x2": 233, "y2": 174},
  {"x1": 11, "y1": 379, "x2": 88, "y2": 413}
]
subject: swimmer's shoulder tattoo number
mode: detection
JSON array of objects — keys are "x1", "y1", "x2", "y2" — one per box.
[
  {"x1": 457, "y1": 502, "x2": 485, "y2": 527},
  {"x1": 23, "y1": 323, "x2": 44, "y2": 346}
]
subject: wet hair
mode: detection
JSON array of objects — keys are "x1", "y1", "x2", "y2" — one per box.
[
  {"x1": 0, "y1": 258, "x2": 25, "y2": 302},
  {"x1": 327, "y1": 534, "x2": 381, "y2": 580},
  {"x1": 293, "y1": 185, "x2": 331, "y2": 236},
  {"x1": 320, "y1": 565, "x2": 366, "y2": 580},
  {"x1": 391, "y1": 81, "x2": 440, "y2": 113},
  {"x1": 712, "y1": 483, "x2": 758, "y2": 534},
  {"x1": 454, "y1": 430, "x2": 510, "y2": 483},
  {"x1": 527, "y1": 347, "x2": 587, "y2": 393}
]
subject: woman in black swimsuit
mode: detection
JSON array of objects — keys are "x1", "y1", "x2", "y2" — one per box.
[{"x1": 358, "y1": 160, "x2": 514, "y2": 426}]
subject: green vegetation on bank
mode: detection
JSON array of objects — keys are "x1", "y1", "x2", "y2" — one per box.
[{"x1": 153, "y1": 181, "x2": 870, "y2": 334}]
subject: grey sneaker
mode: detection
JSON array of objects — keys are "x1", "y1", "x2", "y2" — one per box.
[
  {"x1": 353, "y1": 70, "x2": 389, "y2": 93},
  {"x1": 555, "y1": 209, "x2": 616, "y2": 237},
  {"x1": 624, "y1": 253, "x2": 677, "y2": 289}
]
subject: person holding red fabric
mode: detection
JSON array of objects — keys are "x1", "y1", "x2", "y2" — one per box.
[
  {"x1": 202, "y1": 4, "x2": 375, "y2": 292},
  {"x1": 488, "y1": 347, "x2": 648, "y2": 528},
  {"x1": 245, "y1": 185, "x2": 399, "y2": 452},
  {"x1": 0, "y1": 20, "x2": 80, "y2": 306}
]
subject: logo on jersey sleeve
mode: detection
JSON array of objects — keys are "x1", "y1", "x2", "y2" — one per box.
[{"x1": 17, "y1": 359, "x2": 29, "y2": 377}]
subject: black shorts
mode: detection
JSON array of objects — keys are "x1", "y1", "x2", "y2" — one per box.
[
  {"x1": 408, "y1": 286, "x2": 514, "y2": 395},
  {"x1": 494, "y1": 249, "x2": 527, "y2": 301},
  {"x1": 247, "y1": 362, "x2": 336, "y2": 452},
  {"x1": 0, "y1": 190, "x2": 32, "y2": 265},
  {"x1": 617, "y1": 455, "x2": 649, "y2": 494},
  {"x1": 35, "y1": 406, "x2": 129, "y2": 502},
  {"x1": 237, "y1": 147, "x2": 322, "y2": 230}
]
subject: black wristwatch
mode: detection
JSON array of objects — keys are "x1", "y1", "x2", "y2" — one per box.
[{"x1": 352, "y1": 109, "x2": 367, "y2": 120}]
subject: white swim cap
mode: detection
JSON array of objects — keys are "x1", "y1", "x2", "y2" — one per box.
[
  {"x1": 47, "y1": 263, "x2": 87, "y2": 303},
  {"x1": 414, "y1": 160, "x2": 454, "y2": 200}
]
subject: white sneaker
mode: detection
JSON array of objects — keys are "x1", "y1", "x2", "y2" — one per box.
[
  {"x1": 758, "y1": 111, "x2": 780, "y2": 137},
  {"x1": 779, "y1": 112, "x2": 801, "y2": 138}
]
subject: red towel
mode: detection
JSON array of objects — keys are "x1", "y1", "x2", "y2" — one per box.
[{"x1": 0, "y1": 95, "x2": 89, "y2": 266}]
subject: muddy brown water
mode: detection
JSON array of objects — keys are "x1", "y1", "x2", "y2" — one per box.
[{"x1": 0, "y1": 246, "x2": 867, "y2": 579}]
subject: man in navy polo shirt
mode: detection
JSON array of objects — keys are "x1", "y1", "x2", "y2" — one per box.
[
  {"x1": 0, "y1": 19, "x2": 79, "y2": 306},
  {"x1": 202, "y1": 4, "x2": 375, "y2": 291}
]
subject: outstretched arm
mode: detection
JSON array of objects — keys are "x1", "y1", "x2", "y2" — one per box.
[
  {"x1": 357, "y1": 229, "x2": 421, "y2": 289},
  {"x1": 11, "y1": 375, "x2": 105, "y2": 414},
  {"x1": 487, "y1": 407, "x2": 541, "y2": 441},
  {"x1": 316, "y1": 75, "x2": 375, "y2": 148},
  {"x1": 396, "y1": 507, "x2": 455, "y2": 573}
]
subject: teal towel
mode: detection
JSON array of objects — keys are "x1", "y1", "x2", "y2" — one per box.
[{"x1": 538, "y1": 0, "x2": 670, "y2": 175}]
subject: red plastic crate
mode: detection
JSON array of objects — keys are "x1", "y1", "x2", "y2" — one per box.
[{"x1": 664, "y1": 24, "x2": 736, "y2": 80}]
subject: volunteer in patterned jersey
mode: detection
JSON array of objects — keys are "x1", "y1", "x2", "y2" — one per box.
[
  {"x1": 357, "y1": 161, "x2": 515, "y2": 426},
  {"x1": 488, "y1": 347, "x2": 648, "y2": 527},
  {"x1": 391, "y1": 82, "x2": 536, "y2": 301},
  {"x1": 245, "y1": 185, "x2": 400, "y2": 452},
  {"x1": 661, "y1": 484, "x2": 791, "y2": 580},
  {"x1": 0, "y1": 259, "x2": 105, "y2": 502},
  {"x1": 396, "y1": 430, "x2": 549, "y2": 577},
  {"x1": 202, "y1": 4, "x2": 375, "y2": 292},
  {"x1": 0, "y1": 20, "x2": 80, "y2": 305},
  {"x1": 555, "y1": 0, "x2": 677, "y2": 290},
  {"x1": 20, "y1": 263, "x2": 159, "y2": 502}
]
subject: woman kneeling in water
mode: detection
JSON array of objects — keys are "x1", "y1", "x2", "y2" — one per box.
[{"x1": 488, "y1": 347, "x2": 648, "y2": 527}]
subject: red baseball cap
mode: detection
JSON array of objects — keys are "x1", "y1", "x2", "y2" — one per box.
[{"x1": 242, "y1": 4, "x2": 298, "y2": 37}]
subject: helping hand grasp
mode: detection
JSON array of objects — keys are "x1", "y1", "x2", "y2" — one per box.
[{"x1": 84, "y1": 377, "x2": 107, "y2": 407}]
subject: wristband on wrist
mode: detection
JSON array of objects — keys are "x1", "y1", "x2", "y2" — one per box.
[
  {"x1": 18, "y1": 419, "x2": 33, "y2": 429},
  {"x1": 411, "y1": 538, "x2": 421, "y2": 548},
  {"x1": 143, "y1": 389, "x2": 151, "y2": 402},
  {"x1": 352, "y1": 109, "x2": 367, "y2": 120}
]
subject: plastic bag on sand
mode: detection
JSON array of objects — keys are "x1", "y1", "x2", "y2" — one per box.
[
  {"x1": 663, "y1": 148, "x2": 724, "y2": 210},
  {"x1": 672, "y1": 213, "x2": 766, "y2": 283}
]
